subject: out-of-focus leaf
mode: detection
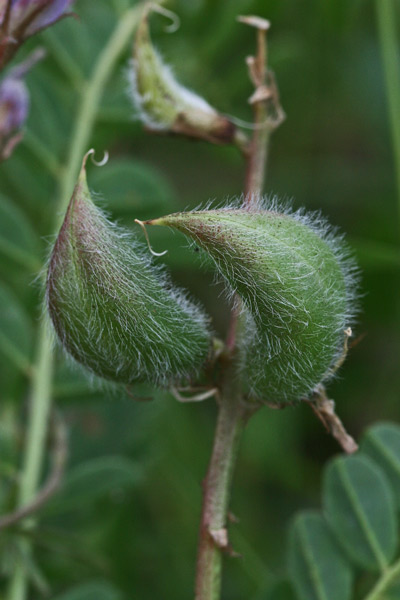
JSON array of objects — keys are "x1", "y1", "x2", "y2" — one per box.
[
  {"x1": 88, "y1": 157, "x2": 199, "y2": 270},
  {"x1": 53, "y1": 581, "x2": 125, "y2": 600},
  {"x1": 287, "y1": 511, "x2": 352, "y2": 600},
  {"x1": 0, "y1": 405, "x2": 19, "y2": 509},
  {"x1": 0, "y1": 150, "x2": 54, "y2": 220},
  {"x1": 48, "y1": 456, "x2": 141, "y2": 512},
  {"x1": 263, "y1": 579, "x2": 297, "y2": 600},
  {"x1": 52, "y1": 1, "x2": 117, "y2": 78},
  {"x1": 361, "y1": 423, "x2": 400, "y2": 509},
  {"x1": 89, "y1": 158, "x2": 177, "y2": 220},
  {"x1": 0, "y1": 193, "x2": 40, "y2": 271},
  {"x1": 0, "y1": 283, "x2": 33, "y2": 373},
  {"x1": 323, "y1": 454, "x2": 397, "y2": 571},
  {"x1": 384, "y1": 577, "x2": 400, "y2": 600},
  {"x1": 27, "y1": 68, "x2": 73, "y2": 157}
]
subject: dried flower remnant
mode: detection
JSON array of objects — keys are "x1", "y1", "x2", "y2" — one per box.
[
  {"x1": 148, "y1": 200, "x2": 359, "y2": 405},
  {"x1": 0, "y1": 0, "x2": 73, "y2": 69},
  {"x1": 0, "y1": 47, "x2": 43, "y2": 160},
  {"x1": 46, "y1": 152, "x2": 211, "y2": 388},
  {"x1": 130, "y1": 7, "x2": 247, "y2": 149}
]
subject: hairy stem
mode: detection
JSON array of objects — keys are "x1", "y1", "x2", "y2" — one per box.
[
  {"x1": 194, "y1": 19, "x2": 277, "y2": 600},
  {"x1": 7, "y1": 7, "x2": 144, "y2": 600},
  {"x1": 195, "y1": 386, "x2": 248, "y2": 600},
  {"x1": 364, "y1": 558, "x2": 400, "y2": 600},
  {"x1": 375, "y1": 0, "x2": 400, "y2": 229}
]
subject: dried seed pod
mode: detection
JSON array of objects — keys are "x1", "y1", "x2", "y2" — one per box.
[
  {"x1": 130, "y1": 7, "x2": 242, "y2": 147},
  {"x1": 148, "y1": 200, "x2": 359, "y2": 404},
  {"x1": 46, "y1": 155, "x2": 210, "y2": 387}
]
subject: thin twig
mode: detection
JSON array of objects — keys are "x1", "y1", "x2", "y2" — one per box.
[
  {"x1": 238, "y1": 15, "x2": 285, "y2": 203},
  {"x1": 0, "y1": 414, "x2": 68, "y2": 531},
  {"x1": 305, "y1": 385, "x2": 358, "y2": 454}
]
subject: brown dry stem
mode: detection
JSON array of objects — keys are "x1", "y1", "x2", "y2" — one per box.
[{"x1": 306, "y1": 385, "x2": 358, "y2": 454}]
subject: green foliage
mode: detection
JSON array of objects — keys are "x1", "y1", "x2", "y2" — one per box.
[
  {"x1": 89, "y1": 157, "x2": 177, "y2": 221},
  {"x1": 52, "y1": 581, "x2": 125, "y2": 600},
  {"x1": 0, "y1": 193, "x2": 40, "y2": 273},
  {"x1": 46, "y1": 456, "x2": 141, "y2": 513},
  {"x1": 264, "y1": 581, "x2": 297, "y2": 600},
  {"x1": 324, "y1": 455, "x2": 397, "y2": 570},
  {"x1": 0, "y1": 282, "x2": 33, "y2": 374},
  {"x1": 361, "y1": 423, "x2": 400, "y2": 509},
  {"x1": 288, "y1": 511, "x2": 352, "y2": 600},
  {"x1": 287, "y1": 422, "x2": 400, "y2": 600}
]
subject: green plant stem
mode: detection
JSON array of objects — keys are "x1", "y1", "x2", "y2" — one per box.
[
  {"x1": 14, "y1": 330, "x2": 53, "y2": 494},
  {"x1": 195, "y1": 22, "x2": 275, "y2": 600},
  {"x1": 7, "y1": 324, "x2": 53, "y2": 600},
  {"x1": 364, "y1": 558, "x2": 400, "y2": 600},
  {"x1": 7, "y1": 6, "x2": 144, "y2": 600},
  {"x1": 375, "y1": 0, "x2": 400, "y2": 228},
  {"x1": 194, "y1": 388, "x2": 248, "y2": 600},
  {"x1": 245, "y1": 102, "x2": 270, "y2": 199},
  {"x1": 58, "y1": 3, "x2": 144, "y2": 218}
]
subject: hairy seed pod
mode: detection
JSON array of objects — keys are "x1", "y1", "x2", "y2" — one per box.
[
  {"x1": 130, "y1": 8, "x2": 241, "y2": 146},
  {"x1": 149, "y1": 200, "x2": 359, "y2": 404},
  {"x1": 46, "y1": 156, "x2": 210, "y2": 387}
]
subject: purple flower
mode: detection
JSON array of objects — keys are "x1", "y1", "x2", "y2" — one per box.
[
  {"x1": 0, "y1": 47, "x2": 43, "y2": 160},
  {"x1": 0, "y1": 0, "x2": 73, "y2": 69},
  {"x1": 25, "y1": 0, "x2": 72, "y2": 34}
]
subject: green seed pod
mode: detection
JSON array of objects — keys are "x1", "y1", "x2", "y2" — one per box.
[
  {"x1": 149, "y1": 200, "x2": 358, "y2": 404},
  {"x1": 46, "y1": 156, "x2": 210, "y2": 387},
  {"x1": 130, "y1": 8, "x2": 241, "y2": 146}
]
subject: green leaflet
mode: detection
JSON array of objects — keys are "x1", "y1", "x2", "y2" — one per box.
[
  {"x1": 322, "y1": 454, "x2": 397, "y2": 571},
  {"x1": 46, "y1": 157, "x2": 210, "y2": 388},
  {"x1": 149, "y1": 201, "x2": 358, "y2": 403},
  {"x1": 287, "y1": 511, "x2": 353, "y2": 600},
  {"x1": 361, "y1": 422, "x2": 400, "y2": 509}
]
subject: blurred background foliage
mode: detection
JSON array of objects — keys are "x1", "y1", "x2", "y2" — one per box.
[{"x1": 0, "y1": 0, "x2": 399, "y2": 598}]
